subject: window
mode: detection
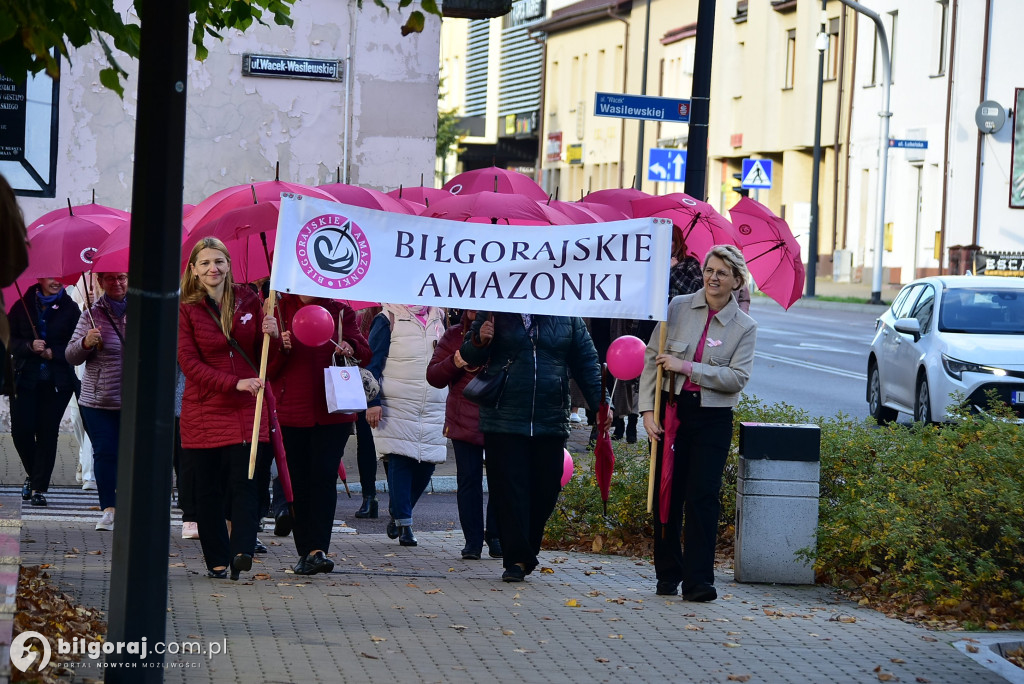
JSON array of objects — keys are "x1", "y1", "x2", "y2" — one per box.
[
  {"x1": 825, "y1": 17, "x2": 840, "y2": 82},
  {"x1": 889, "y1": 10, "x2": 898, "y2": 84},
  {"x1": 910, "y1": 286, "x2": 935, "y2": 332},
  {"x1": 784, "y1": 29, "x2": 796, "y2": 89},
  {"x1": 869, "y1": 12, "x2": 897, "y2": 86},
  {"x1": 934, "y1": 0, "x2": 949, "y2": 75}
]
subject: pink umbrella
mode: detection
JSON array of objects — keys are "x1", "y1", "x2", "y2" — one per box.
[
  {"x1": 580, "y1": 188, "x2": 652, "y2": 217},
  {"x1": 442, "y1": 166, "x2": 548, "y2": 201},
  {"x1": 423, "y1": 191, "x2": 571, "y2": 225},
  {"x1": 571, "y1": 201, "x2": 628, "y2": 222},
  {"x1": 184, "y1": 180, "x2": 336, "y2": 235},
  {"x1": 22, "y1": 214, "x2": 125, "y2": 279},
  {"x1": 547, "y1": 200, "x2": 606, "y2": 224},
  {"x1": 594, "y1": 365, "x2": 615, "y2": 515},
  {"x1": 91, "y1": 220, "x2": 188, "y2": 274},
  {"x1": 386, "y1": 185, "x2": 452, "y2": 207},
  {"x1": 26, "y1": 201, "x2": 129, "y2": 237},
  {"x1": 729, "y1": 196, "x2": 805, "y2": 310},
  {"x1": 317, "y1": 183, "x2": 415, "y2": 214},
  {"x1": 632, "y1": 193, "x2": 741, "y2": 262},
  {"x1": 658, "y1": 389, "x2": 681, "y2": 526}
]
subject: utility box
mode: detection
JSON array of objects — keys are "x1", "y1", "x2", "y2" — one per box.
[
  {"x1": 734, "y1": 423, "x2": 820, "y2": 585},
  {"x1": 833, "y1": 249, "x2": 853, "y2": 282}
]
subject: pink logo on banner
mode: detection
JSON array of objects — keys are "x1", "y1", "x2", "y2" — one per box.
[{"x1": 295, "y1": 214, "x2": 372, "y2": 290}]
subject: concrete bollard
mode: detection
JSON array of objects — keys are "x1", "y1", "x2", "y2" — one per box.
[{"x1": 734, "y1": 423, "x2": 820, "y2": 585}]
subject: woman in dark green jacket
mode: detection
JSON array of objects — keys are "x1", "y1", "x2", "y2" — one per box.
[{"x1": 460, "y1": 312, "x2": 606, "y2": 582}]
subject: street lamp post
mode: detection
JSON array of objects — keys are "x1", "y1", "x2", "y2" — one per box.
[
  {"x1": 807, "y1": 2, "x2": 828, "y2": 298},
  {"x1": 837, "y1": 0, "x2": 891, "y2": 304},
  {"x1": 634, "y1": 0, "x2": 653, "y2": 190}
]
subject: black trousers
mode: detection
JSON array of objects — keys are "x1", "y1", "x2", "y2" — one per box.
[
  {"x1": 282, "y1": 423, "x2": 350, "y2": 557},
  {"x1": 484, "y1": 433, "x2": 564, "y2": 573},
  {"x1": 10, "y1": 381, "x2": 73, "y2": 493},
  {"x1": 172, "y1": 417, "x2": 197, "y2": 522},
  {"x1": 652, "y1": 391, "x2": 733, "y2": 592},
  {"x1": 185, "y1": 442, "x2": 264, "y2": 571},
  {"x1": 452, "y1": 439, "x2": 499, "y2": 552}
]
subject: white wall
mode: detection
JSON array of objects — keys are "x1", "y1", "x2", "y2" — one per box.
[{"x1": 18, "y1": 0, "x2": 440, "y2": 221}]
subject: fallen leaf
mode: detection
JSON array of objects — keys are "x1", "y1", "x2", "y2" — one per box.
[
  {"x1": 564, "y1": 599, "x2": 579, "y2": 607},
  {"x1": 727, "y1": 631, "x2": 741, "y2": 636},
  {"x1": 724, "y1": 642, "x2": 741, "y2": 648},
  {"x1": 280, "y1": 595, "x2": 294, "y2": 599},
  {"x1": 88, "y1": 551, "x2": 102, "y2": 556},
  {"x1": 415, "y1": 614, "x2": 438, "y2": 619},
  {"x1": 210, "y1": 593, "x2": 225, "y2": 598},
  {"x1": 450, "y1": 625, "x2": 467, "y2": 631},
  {"x1": 915, "y1": 678, "x2": 931, "y2": 683},
  {"x1": 608, "y1": 634, "x2": 623, "y2": 639},
  {"x1": 370, "y1": 635, "x2": 386, "y2": 643},
  {"x1": 890, "y1": 658, "x2": 905, "y2": 664},
  {"x1": 501, "y1": 629, "x2": 515, "y2": 635},
  {"x1": 513, "y1": 648, "x2": 535, "y2": 654},
  {"x1": 359, "y1": 652, "x2": 379, "y2": 659},
  {"x1": 595, "y1": 657, "x2": 610, "y2": 663},
  {"x1": 540, "y1": 567, "x2": 554, "y2": 574},
  {"x1": 966, "y1": 644, "x2": 979, "y2": 653},
  {"x1": 71, "y1": 547, "x2": 80, "y2": 554},
  {"x1": 253, "y1": 573, "x2": 272, "y2": 581},
  {"x1": 425, "y1": 589, "x2": 443, "y2": 595},
  {"x1": 742, "y1": 616, "x2": 755, "y2": 621},
  {"x1": 920, "y1": 636, "x2": 938, "y2": 642},
  {"x1": 406, "y1": 583, "x2": 419, "y2": 588},
  {"x1": 685, "y1": 624, "x2": 703, "y2": 631},
  {"x1": 727, "y1": 676, "x2": 751, "y2": 682},
  {"x1": 876, "y1": 672, "x2": 894, "y2": 682},
  {"x1": 581, "y1": 609, "x2": 604, "y2": 613},
  {"x1": 586, "y1": 590, "x2": 603, "y2": 597},
  {"x1": 169, "y1": 563, "x2": 186, "y2": 567}
]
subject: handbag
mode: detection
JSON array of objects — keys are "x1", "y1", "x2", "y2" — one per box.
[
  {"x1": 324, "y1": 356, "x2": 368, "y2": 413},
  {"x1": 331, "y1": 307, "x2": 379, "y2": 403},
  {"x1": 462, "y1": 357, "x2": 512, "y2": 408}
]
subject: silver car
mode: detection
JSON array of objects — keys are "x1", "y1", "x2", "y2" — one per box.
[{"x1": 866, "y1": 275, "x2": 1024, "y2": 423}]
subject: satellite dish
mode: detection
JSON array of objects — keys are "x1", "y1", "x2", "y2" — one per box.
[{"x1": 975, "y1": 100, "x2": 1006, "y2": 134}]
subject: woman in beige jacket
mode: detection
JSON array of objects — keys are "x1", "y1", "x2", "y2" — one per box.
[{"x1": 639, "y1": 244, "x2": 757, "y2": 602}]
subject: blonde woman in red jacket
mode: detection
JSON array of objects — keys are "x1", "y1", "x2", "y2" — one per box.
[
  {"x1": 178, "y1": 237, "x2": 279, "y2": 581},
  {"x1": 270, "y1": 294, "x2": 370, "y2": 575}
]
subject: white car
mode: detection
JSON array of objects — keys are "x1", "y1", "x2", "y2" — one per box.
[{"x1": 866, "y1": 275, "x2": 1024, "y2": 423}]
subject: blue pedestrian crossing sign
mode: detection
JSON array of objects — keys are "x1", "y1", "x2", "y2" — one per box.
[
  {"x1": 648, "y1": 148, "x2": 687, "y2": 183},
  {"x1": 741, "y1": 158, "x2": 773, "y2": 189}
]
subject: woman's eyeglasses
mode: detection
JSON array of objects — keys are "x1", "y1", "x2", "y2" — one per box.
[
  {"x1": 703, "y1": 268, "x2": 732, "y2": 280},
  {"x1": 101, "y1": 275, "x2": 128, "y2": 284}
]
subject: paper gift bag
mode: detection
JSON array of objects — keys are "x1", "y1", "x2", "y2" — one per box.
[{"x1": 324, "y1": 364, "x2": 368, "y2": 413}]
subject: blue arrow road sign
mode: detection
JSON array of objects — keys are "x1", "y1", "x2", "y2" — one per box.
[
  {"x1": 594, "y1": 92, "x2": 691, "y2": 123},
  {"x1": 741, "y1": 158, "x2": 773, "y2": 189},
  {"x1": 648, "y1": 148, "x2": 687, "y2": 183},
  {"x1": 888, "y1": 139, "x2": 928, "y2": 149}
]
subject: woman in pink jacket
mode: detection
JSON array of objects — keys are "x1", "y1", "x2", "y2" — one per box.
[
  {"x1": 66, "y1": 272, "x2": 128, "y2": 532},
  {"x1": 270, "y1": 294, "x2": 370, "y2": 575},
  {"x1": 178, "y1": 237, "x2": 279, "y2": 581}
]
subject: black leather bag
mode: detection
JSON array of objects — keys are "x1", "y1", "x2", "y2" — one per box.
[{"x1": 462, "y1": 358, "x2": 512, "y2": 408}]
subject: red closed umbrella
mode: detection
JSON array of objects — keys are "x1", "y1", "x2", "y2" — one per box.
[
  {"x1": 594, "y1": 364, "x2": 616, "y2": 515},
  {"x1": 658, "y1": 387, "x2": 681, "y2": 526},
  {"x1": 442, "y1": 166, "x2": 548, "y2": 201}
]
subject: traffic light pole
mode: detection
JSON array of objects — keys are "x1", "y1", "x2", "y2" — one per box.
[
  {"x1": 684, "y1": 0, "x2": 717, "y2": 199},
  {"x1": 808, "y1": 1, "x2": 827, "y2": 298}
]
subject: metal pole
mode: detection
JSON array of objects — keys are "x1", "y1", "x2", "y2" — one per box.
[
  {"x1": 808, "y1": 1, "x2": 827, "y2": 298},
  {"x1": 837, "y1": 0, "x2": 891, "y2": 304},
  {"x1": 633, "y1": 0, "x2": 653, "y2": 190},
  {"x1": 104, "y1": 1, "x2": 188, "y2": 680},
  {"x1": 684, "y1": 0, "x2": 717, "y2": 199}
]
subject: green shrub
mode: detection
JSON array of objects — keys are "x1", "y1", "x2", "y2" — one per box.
[{"x1": 545, "y1": 395, "x2": 1024, "y2": 626}]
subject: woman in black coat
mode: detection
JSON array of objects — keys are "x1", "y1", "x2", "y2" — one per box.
[
  {"x1": 7, "y1": 278, "x2": 81, "y2": 506},
  {"x1": 459, "y1": 312, "x2": 606, "y2": 582}
]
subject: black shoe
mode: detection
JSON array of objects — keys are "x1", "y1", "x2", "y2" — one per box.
[
  {"x1": 386, "y1": 518, "x2": 399, "y2": 539},
  {"x1": 21, "y1": 478, "x2": 31, "y2": 501},
  {"x1": 309, "y1": 550, "x2": 335, "y2": 574},
  {"x1": 254, "y1": 538, "x2": 268, "y2": 554},
  {"x1": 230, "y1": 553, "x2": 253, "y2": 581},
  {"x1": 355, "y1": 496, "x2": 379, "y2": 519},
  {"x1": 461, "y1": 547, "x2": 482, "y2": 560},
  {"x1": 501, "y1": 565, "x2": 526, "y2": 582},
  {"x1": 274, "y1": 511, "x2": 293, "y2": 537},
  {"x1": 682, "y1": 584, "x2": 718, "y2": 602},
  {"x1": 30, "y1": 492, "x2": 47, "y2": 507},
  {"x1": 292, "y1": 556, "x2": 311, "y2": 575},
  {"x1": 398, "y1": 526, "x2": 417, "y2": 547},
  {"x1": 656, "y1": 581, "x2": 679, "y2": 596},
  {"x1": 207, "y1": 568, "x2": 229, "y2": 579},
  {"x1": 486, "y1": 538, "x2": 503, "y2": 559}
]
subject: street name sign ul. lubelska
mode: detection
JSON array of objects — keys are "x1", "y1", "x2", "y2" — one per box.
[{"x1": 594, "y1": 92, "x2": 691, "y2": 123}]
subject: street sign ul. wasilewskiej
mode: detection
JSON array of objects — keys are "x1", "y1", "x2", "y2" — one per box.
[{"x1": 594, "y1": 92, "x2": 690, "y2": 123}]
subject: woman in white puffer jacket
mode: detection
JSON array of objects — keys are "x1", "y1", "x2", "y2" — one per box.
[{"x1": 365, "y1": 304, "x2": 448, "y2": 547}]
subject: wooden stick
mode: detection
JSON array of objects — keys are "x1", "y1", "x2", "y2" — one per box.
[
  {"x1": 248, "y1": 288, "x2": 276, "y2": 479},
  {"x1": 646, "y1": 322, "x2": 668, "y2": 513}
]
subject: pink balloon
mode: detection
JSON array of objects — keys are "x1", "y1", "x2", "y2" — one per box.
[
  {"x1": 291, "y1": 304, "x2": 334, "y2": 347},
  {"x1": 561, "y1": 449, "x2": 574, "y2": 487},
  {"x1": 606, "y1": 335, "x2": 646, "y2": 381}
]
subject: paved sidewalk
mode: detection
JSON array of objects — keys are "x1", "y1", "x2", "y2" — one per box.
[{"x1": 14, "y1": 495, "x2": 1017, "y2": 684}]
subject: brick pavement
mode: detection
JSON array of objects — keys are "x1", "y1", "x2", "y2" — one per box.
[{"x1": 13, "y1": 497, "x2": 1015, "y2": 684}]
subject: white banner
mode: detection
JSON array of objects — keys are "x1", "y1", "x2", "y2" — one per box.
[{"x1": 269, "y1": 195, "x2": 672, "y2": 320}]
